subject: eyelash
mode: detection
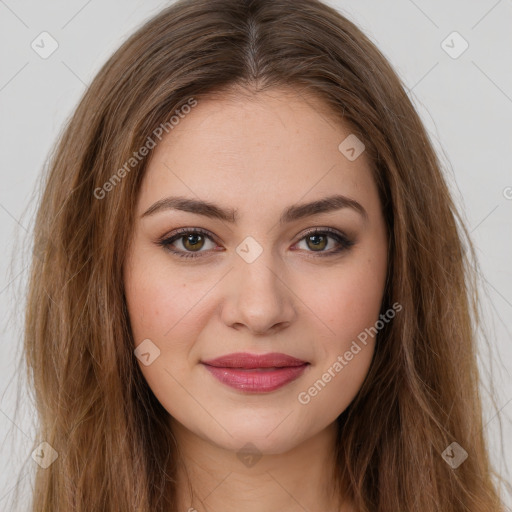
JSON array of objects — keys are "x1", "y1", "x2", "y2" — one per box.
[{"x1": 156, "y1": 227, "x2": 355, "y2": 260}]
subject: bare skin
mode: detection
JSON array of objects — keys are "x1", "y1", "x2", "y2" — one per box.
[{"x1": 123, "y1": 86, "x2": 388, "y2": 512}]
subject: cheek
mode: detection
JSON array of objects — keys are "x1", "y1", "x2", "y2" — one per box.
[
  {"x1": 309, "y1": 257, "x2": 387, "y2": 343},
  {"x1": 296, "y1": 272, "x2": 381, "y2": 415},
  {"x1": 124, "y1": 259, "x2": 212, "y2": 413},
  {"x1": 297, "y1": 247, "x2": 386, "y2": 407},
  {"x1": 124, "y1": 255, "x2": 212, "y2": 344}
]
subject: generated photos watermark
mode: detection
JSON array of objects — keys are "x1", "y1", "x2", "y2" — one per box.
[
  {"x1": 94, "y1": 97, "x2": 197, "y2": 200},
  {"x1": 297, "y1": 301, "x2": 402, "y2": 405}
]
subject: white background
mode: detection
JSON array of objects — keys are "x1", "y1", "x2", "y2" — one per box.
[{"x1": 0, "y1": 0, "x2": 511, "y2": 509}]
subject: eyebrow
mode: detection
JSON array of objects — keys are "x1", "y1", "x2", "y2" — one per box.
[{"x1": 141, "y1": 194, "x2": 368, "y2": 224}]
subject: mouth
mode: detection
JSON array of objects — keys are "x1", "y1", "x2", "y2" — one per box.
[{"x1": 201, "y1": 352, "x2": 310, "y2": 393}]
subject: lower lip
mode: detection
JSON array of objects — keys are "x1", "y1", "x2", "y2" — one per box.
[{"x1": 202, "y1": 363, "x2": 309, "y2": 392}]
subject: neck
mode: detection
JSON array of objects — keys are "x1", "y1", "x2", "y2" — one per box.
[{"x1": 170, "y1": 418, "x2": 354, "y2": 512}]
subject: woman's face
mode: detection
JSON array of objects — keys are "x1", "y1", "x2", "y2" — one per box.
[{"x1": 123, "y1": 88, "x2": 388, "y2": 455}]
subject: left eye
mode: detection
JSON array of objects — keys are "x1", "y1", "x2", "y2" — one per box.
[{"x1": 157, "y1": 227, "x2": 353, "y2": 259}]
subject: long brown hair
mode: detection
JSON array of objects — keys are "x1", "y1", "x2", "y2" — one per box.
[{"x1": 13, "y1": 0, "x2": 507, "y2": 509}]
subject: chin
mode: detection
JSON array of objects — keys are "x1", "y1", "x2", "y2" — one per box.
[{"x1": 198, "y1": 410, "x2": 317, "y2": 455}]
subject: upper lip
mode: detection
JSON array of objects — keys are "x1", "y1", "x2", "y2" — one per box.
[{"x1": 201, "y1": 352, "x2": 308, "y2": 369}]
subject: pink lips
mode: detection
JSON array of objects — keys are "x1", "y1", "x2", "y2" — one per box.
[{"x1": 201, "y1": 352, "x2": 309, "y2": 392}]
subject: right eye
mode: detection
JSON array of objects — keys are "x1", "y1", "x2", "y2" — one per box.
[{"x1": 157, "y1": 228, "x2": 220, "y2": 259}]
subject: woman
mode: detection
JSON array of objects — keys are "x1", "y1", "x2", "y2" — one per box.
[{"x1": 20, "y1": 0, "x2": 506, "y2": 510}]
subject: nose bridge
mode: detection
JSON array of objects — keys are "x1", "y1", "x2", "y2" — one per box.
[
  {"x1": 221, "y1": 235, "x2": 295, "y2": 333},
  {"x1": 237, "y1": 245, "x2": 280, "y2": 294}
]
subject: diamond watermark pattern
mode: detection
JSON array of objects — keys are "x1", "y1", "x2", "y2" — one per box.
[
  {"x1": 134, "y1": 338, "x2": 161, "y2": 366},
  {"x1": 31, "y1": 32, "x2": 59, "y2": 59},
  {"x1": 236, "y1": 442, "x2": 262, "y2": 468},
  {"x1": 338, "y1": 134, "x2": 365, "y2": 161},
  {"x1": 31, "y1": 441, "x2": 58, "y2": 469},
  {"x1": 441, "y1": 31, "x2": 469, "y2": 59},
  {"x1": 236, "y1": 236, "x2": 263, "y2": 263},
  {"x1": 442, "y1": 441, "x2": 468, "y2": 469}
]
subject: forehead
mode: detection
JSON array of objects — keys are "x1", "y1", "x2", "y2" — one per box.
[{"x1": 137, "y1": 88, "x2": 379, "y2": 220}]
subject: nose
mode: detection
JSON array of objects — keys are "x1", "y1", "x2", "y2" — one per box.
[{"x1": 220, "y1": 249, "x2": 297, "y2": 336}]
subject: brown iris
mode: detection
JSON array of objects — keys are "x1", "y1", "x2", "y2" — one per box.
[
  {"x1": 306, "y1": 234, "x2": 328, "y2": 251},
  {"x1": 182, "y1": 233, "x2": 205, "y2": 251}
]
